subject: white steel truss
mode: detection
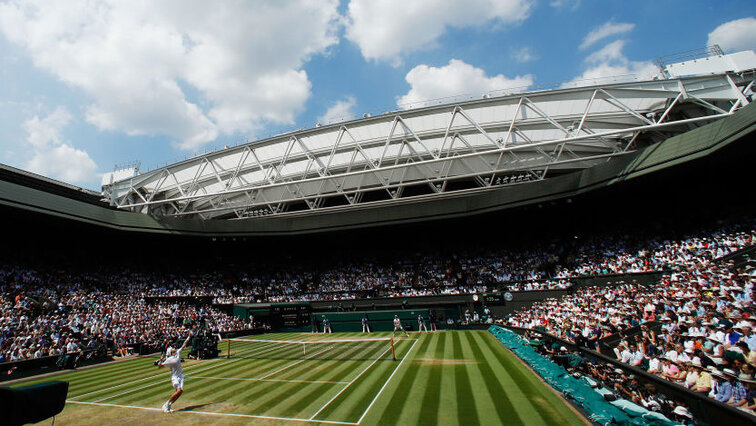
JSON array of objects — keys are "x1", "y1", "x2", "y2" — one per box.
[{"x1": 102, "y1": 71, "x2": 755, "y2": 220}]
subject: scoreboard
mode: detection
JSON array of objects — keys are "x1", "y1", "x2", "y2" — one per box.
[
  {"x1": 472, "y1": 292, "x2": 511, "y2": 305},
  {"x1": 271, "y1": 303, "x2": 311, "y2": 328}
]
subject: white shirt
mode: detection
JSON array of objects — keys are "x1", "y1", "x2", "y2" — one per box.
[
  {"x1": 630, "y1": 351, "x2": 645, "y2": 366},
  {"x1": 648, "y1": 357, "x2": 661, "y2": 372},
  {"x1": 163, "y1": 349, "x2": 183, "y2": 379}
]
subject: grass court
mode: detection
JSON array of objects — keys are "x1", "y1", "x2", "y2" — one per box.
[{"x1": 12, "y1": 330, "x2": 586, "y2": 425}]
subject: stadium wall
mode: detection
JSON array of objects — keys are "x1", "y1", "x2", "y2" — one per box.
[{"x1": 312, "y1": 310, "x2": 430, "y2": 333}]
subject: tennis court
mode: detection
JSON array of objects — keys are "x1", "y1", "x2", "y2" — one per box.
[{"x1": 12, "y1": 331, "x2": 586, "y2": 425}]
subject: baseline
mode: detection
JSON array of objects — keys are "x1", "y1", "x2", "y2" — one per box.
[{"x1": 65, "y1": 400, "x2": 359, "y2": 425}]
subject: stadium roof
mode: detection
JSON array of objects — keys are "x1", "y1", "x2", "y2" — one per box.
[{"x1": 101, "y1": 51, "x2": 756, "y2": 222}]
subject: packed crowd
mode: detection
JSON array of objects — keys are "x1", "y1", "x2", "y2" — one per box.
[
  {"x1": 506, "y1": 226, "x2": 756, "y2": 416},
  {"x1": 0, "y1": 268, "x2": 255, "y2": 364},
  {"x1": 136, "y1": 231, "x2": 669, "y2": 303}
]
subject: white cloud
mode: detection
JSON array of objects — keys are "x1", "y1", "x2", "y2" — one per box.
[
  {"x1": 512, "y1": 46, "x2": 537, "y2": 63},
  {"x1": 564, "y1": 42, "x2": 659, "y2": 88},
  {"x1": 580, "y1": 21, "x2": 634, "y2": 50},
  {"x1": 22, "y1": 107, "x2": 99, "y2": 184},
  {"x1": 345, "y1": 0, "x2": 533, "y2": 63},
  {"x1": 23, "y1": 107, "x2": 72, "y2": 148},
  {"x1": 550, "y1": 0, "x2": 581, "y2": 10},
  {"x1": 27, "y1": 143, "x2": 99, "y2": 184},
  {"x1": 397, "y1": 59, "x2": 533, "y2": 108},
  {"x1": 0, "y1": 0, "x2": 341, "y2": 150},
  {"x1": 708, "y1": 17, "x2": 756, "y2": 53},
  {"x1": 318, "y1": 96, "x2": 357, "y2": 125},
  {"x1": 585, "y1": 40, "x2": 627, "y2": 64}
]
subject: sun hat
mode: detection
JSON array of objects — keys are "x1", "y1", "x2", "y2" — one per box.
[{"x1": 672, "y1": 406, "x2": 693, "y2": 419}]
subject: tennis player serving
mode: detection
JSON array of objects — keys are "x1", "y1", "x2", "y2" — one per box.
[{"x1": 157, "y1": 332, "x2": 192, "y2": 413}]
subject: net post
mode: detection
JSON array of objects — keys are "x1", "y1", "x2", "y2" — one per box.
[
  {"x1": 226, "y1": 339, "x2": 231, "y2": 358},
  {"x1": 303, "y1": 342, "x2": 306, "y2": 356},
  {"x1": 391, "y1": 337, "x2": 396, "y2": 361}
]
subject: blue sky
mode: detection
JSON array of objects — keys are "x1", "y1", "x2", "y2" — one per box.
[{"x1": 1, "y1": 0, "x2": 755, "y2": 189}]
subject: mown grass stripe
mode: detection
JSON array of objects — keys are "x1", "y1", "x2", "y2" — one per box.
[
  {"x1": 418, "y1": 332, "x2": 446, "y2": 425},
  {"x1": 185, "y1": 359, "x2": 296, "y2": 403},
  {"x1": 33, "y1": 357, "x2": 154, "y2": 387},
  {"x1": 228, "y1": 341, "x2": 289, "y2": 359},
  {"x1": 289, "y1": 341, "x2": 387, "y2": 383},
  {"x1": 109, "y1": 363, "x2": 219, "y2": 406},
  {"x1": 477, "y1": 331, "x2": 584, "y2": 426},
  {"x1": 374, "y1": 334, "x2": 432, "y2": 425},
  {"x1": 435, "y1": 332, "x2": 457, "y2": 426},
  {"x1": 313, "y1": 338, "x2": 413, "y2": 422},
  {"x1": 70, "y1": 358, "x2": 226, "y2": 401},
  {"x1": 192, "y1": 344, "x2": 331, "y2": 391},
  {"x1": 307, "y1": 340, "x2": 404, "y2": 420},
  {"x1": 105, "y1": 357, "x2": 244, "y2": 406},
  {"x1": 350, "y1": 338, "x2": 418, "y2": 425},
  {"x1": 219, "y1": 366, "x2": 348, "y2": 414},
  {"x1": 249, "y1": 341, "x2": 378, "y2": 415},
  {"x1": 66, "y1": 359, "x2": 192, "y2": 396},
  {"x1": 465, "y1": 331, "x2": 521, "y2": 425},
  {"x1": 332, "y1": 360, "x2": 399, "y2": 422},
  {"x1": 13, "y1": 357, "x2": 153, "y2": 392},
  {"x1": 471, "y1": 331, "x2": 547, "y2": 425},
  {"x1": 196, "y1": 341, "x2": 321, "y2": 380},
  {"x1": 452, "y1": 331, "x2": 479, "y2": 426},
  {"x1": 196, "y1": 341, "x2": 375, "y2": 416},
  {"x1": 232, "y1": 340, "x2": 316, "y2": 361}
]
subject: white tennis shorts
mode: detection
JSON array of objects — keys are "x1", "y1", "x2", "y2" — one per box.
[{"x1": 171, "y1": 375, "x2": 185, "y2": 390}]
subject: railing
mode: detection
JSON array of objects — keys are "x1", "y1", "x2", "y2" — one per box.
[
  {"x1": 655, "y1": 45, "x2": 725, "y2": 70},
  {"x1": 595, "y1": 321, "x2": 661, "y2": 355}
]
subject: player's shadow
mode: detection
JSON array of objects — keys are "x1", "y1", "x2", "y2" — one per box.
[{"x1": 178, "y1": 403, "x2": 214, "y2": 412}]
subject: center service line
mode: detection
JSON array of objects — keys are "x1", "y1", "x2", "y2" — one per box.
[
  {"x1": 356, "y1": 338, "x2": 419, "y2": 425},
  {"x1": 310, "y1": 344, "x2": 395, "y2": 420}
]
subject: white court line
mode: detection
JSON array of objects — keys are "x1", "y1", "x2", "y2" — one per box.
[
  {"x1": 309, "y1": 344, "x2": 394, "y2": 420},
  {"x1": 228, "y1": 340, "x2": 293, "y2": 358},
  {"x1": 68, "y1": 356, "x2": 226, "y2": 401},
  {"x1": 93, "y1": 358, "x2": 232, "y2": 403},
  {"x1": 190, "y1": 375, "x2": 349, "y2": 385},
  {"x1": 70, "y1": 340, "x2": 281, "y2": 400},
  {"x1": 229, "y1": 337, "x2": 394, "y2": 344},
  {"x1": 356, "y1": 338, "x2": 419, "y2": 424},
  {"x1": 65, "y1": 400, "x2": 359, "y2": 425},
  {"x1": 257, "y1": 345, "x2": 335, "y2": 380},
  {"x1": 84, "y1": 341, "x2": 331, "y2": 403}
]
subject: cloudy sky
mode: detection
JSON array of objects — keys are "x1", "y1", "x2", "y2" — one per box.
[{"x1": 1, "y1": 0, "x2": 755, "y2": 189}]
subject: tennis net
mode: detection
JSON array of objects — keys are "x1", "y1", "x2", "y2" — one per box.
[{"x1": 223, "y1": 337, "x2": 398, "y2": 361}]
